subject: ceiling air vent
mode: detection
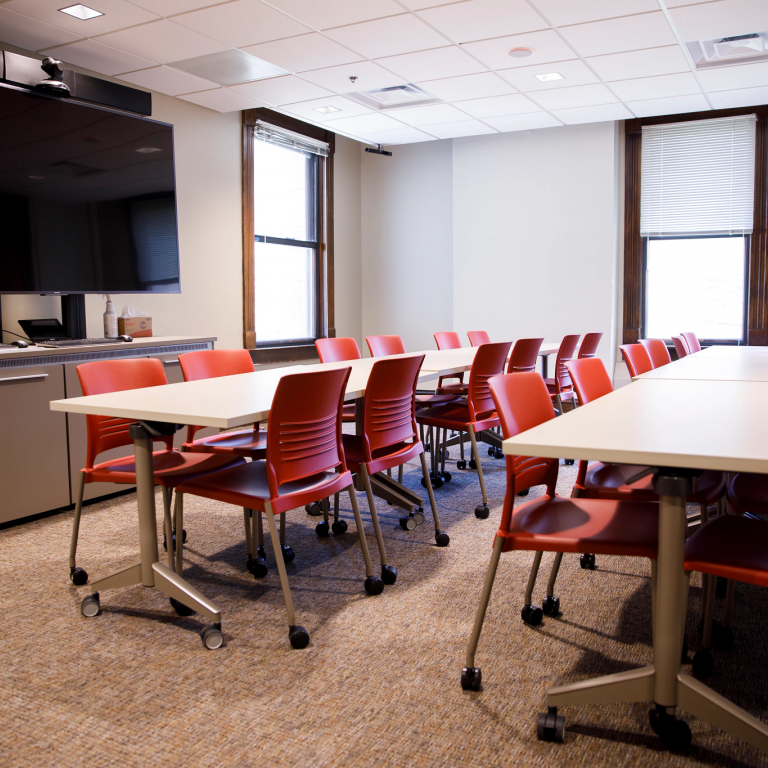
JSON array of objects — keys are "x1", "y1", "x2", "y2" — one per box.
[
  {"x1": 346, "y1": 84, "x2": 439, "y2": 111},
  {"x1": 687, "y1": 33, "x2": 768, "y2": 69}
]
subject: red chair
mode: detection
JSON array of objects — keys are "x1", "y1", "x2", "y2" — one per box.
[
  {"x1": 640, "y1": 339, "x2": 672, "y2": 368},
  {"x1": 577, "y1": 332, "x2": 602, "y2": 359},
  {"x1": 366, "y1": 335, "x2": 405, "y2": 357},
  {"x1": 672, "y1": 336, "x2": 689, "y2": 358},
  {"x1": 545, "y1": 335, "x2": 580, "y2": 415},
  {"x1": 343, "y1": 354, "x2": 449, "y2": 547},
  {"x1": 315, "y1": 337, "x2": 361, "y2": 423},
  {"x1": 507, "y1": 338, "x2": 544, "y2": 374},
  {"x1": 177, "y1": 367, "x2": 385, "y2": 650},
  {"x1": 619, "y1": 343, "x2": 653, "y2": 378},
  {"x1": 461, "y1": 371, "x2": 659, "y2": 694},
  {"x1": 681, "y1": 332, "x2": 702, "y2": 353},
  {"x1": 68, "y1": 359, "x2": 245, "y2": 589},
  {"x1": 434, "y1": 331, "x2": 468, "y2": 396},
  {"x1": 468, "y1": 331, "x2": 491, "y2": 347},
  {"x1": 417, "y1": 341, "x2": 512, "y2": 518}
]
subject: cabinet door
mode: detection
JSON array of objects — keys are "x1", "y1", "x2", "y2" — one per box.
[{"x1": 0, "y1": 366, "x2": 70, "y2": 523}]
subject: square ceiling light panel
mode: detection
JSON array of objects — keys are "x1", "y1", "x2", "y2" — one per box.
[
  {"x1": 169, "y1": 49, "x2": 288, "y2": 86},
  {"x1": 499, "y1": 59, "x2": 598, "y2": 91},
  {"x1": 60, "y1": 4, "x2": 103, "y2": 20}
]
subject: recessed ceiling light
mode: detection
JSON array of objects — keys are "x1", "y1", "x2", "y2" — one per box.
[
  {"x1": 136, "y1": 147, "x2": 161, "y2": 153},
  {"x1": 314, "y1": 106, "x2": 341, "y2": 114},
  {"x1": 535, "y1": 72, "x2": 564, "y2": 82},
  {"x1": 508, "y1": 47, "x2": 533, "y2": 58},
  {"x1": 59, "y1": 4, "x2": 104, "y2": 20}
]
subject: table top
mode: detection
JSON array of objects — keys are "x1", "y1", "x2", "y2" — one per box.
[
  {"x1": 502, "y1": 377, "x2": 768, "y2": 474},
  {"x1": 638, "y1": 347, "x2": 768, "y2": 382}
]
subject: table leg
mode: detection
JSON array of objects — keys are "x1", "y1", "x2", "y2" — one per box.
[{"x1": 541, "y1": 353, "x2": 549, "y2": 379}]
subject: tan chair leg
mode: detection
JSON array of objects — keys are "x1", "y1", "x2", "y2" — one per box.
[
  {"x1": 468, "y1": 425, "x2": 489, "y2": 514},
  {"x1": 69, "y1": 473, "x2": 87, "y2": 583},
  {"x1": 347, "y1": 487, "x2": 384, "y2": 596},
  {"x1": 162, "y1": 487, "x2": 174, "y2": 572},
  {"x1": 556, "y1": 394, "x2": 564, "y2": 416},
  {"x1": 243, "y1": 508, "x2": 252, "y2": 558},
  {"x1": 360, "y1": 464, "x2": 396, "y2": 584},
  {"x1": 419, "y1": 452, "x2": 448, "y2": 545}
]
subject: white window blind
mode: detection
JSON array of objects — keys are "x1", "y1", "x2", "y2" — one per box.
[
  {"x1": 640, "y1": 115, "x2": 756, "y2": 237},
  {"x1": 254, "y1": 120, "x2": 329, "y2": 157}
]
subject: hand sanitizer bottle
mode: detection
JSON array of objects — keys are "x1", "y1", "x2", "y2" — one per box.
[{"x1": 103, "y1": 294, "x2": 118, "y2": 338}]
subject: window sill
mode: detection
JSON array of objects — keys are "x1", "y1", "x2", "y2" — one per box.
[{"x1": 249, "y1": 344, "x2": 319, "y2": 364}]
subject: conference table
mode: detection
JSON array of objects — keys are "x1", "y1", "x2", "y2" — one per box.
[
  {"x1": 638, "y1": 345, "x2": 768, "y2": 383},
  {"x1": 502, "y1": 364, "x2": 768, "y2": 751}
]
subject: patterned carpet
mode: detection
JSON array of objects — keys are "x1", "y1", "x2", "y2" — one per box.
[{"x1": 1, "y1": 445, "x2": 767, "y2": 767}]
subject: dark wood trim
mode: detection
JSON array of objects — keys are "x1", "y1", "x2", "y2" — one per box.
[
  {"x1": 242, "y1": 117, "x2": 255, "y2": 350},
  {"x1": 623, "y1": 125, "x2": 643, "y2": 345},
  {"x1": 325, "y1": 137, "x2": 336, "y2": 339},
  {"x1": 249, "y1": 344, "x2": 319, "y2": 364},
  {"x1": 749, "y1": 113, "x2": 768, "y2": 345}
]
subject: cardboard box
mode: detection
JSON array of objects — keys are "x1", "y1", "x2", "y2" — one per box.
[{"x1": 118, "y1": 316, "x2": 152, "y2": 337}]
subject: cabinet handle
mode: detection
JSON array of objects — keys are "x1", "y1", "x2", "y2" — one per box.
[
  {"x1": 0, "y1": 373, "x2": 48, "y2": 383},
  {"x1": 163, "y1": 358, "x2": 180, "y2": 365}
]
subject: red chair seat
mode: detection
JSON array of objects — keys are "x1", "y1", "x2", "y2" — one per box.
[
  {"x1": 685, "y1": 515, "x2": 768, "y2": 588},
  {"x1": 437, "y1": 382, "x2": 469, "y2": 395},
  {"x1": 727, "y1": 472, "x2": 768, "y2": 516},
  {"x1": 416, "y1": 402, "x2": 499, "y2": 433},
  {"x1": 184, "y1": 429, "x2": 267, "y2": 457},
  {"x1": 342, "y1": 434, "x2": 422, "y2": 475}
]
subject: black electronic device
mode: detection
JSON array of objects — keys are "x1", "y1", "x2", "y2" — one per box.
[
  {"x1": 19, "y1": 318, "x2": 69, "y2": 342},
  {"x1": 118, "y1": 334, "x2": 134, "y2": 342},
  {"x1": 10, "y1": 339, "x2": 29, "y2": 348}
]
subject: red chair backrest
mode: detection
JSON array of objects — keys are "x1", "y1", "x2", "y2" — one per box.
[
  {"x1": 366, "y1": 335, "x2": 406, "y2": 357},
  {"x1": 467, "y1": 331, "x2": 491, "y2": 347},
  {"x1": 265, "y1": 367, "x2": 350, "y2": 496},
  {"x1": 566, "y1": 358, "x2": 613, "y2": 404},
  {"x1": 507, "y1": 337, "x2": 543, "y2": 374},
  {"x1": 362, "y1": 355, "x2": 423, "y2": 460},
  {"x1": 620, "y1": 344, "x2": 653, "y2": 377},
  {"x1": 672, "y1": 336, "x2": 689, "y2": 358},
  {"x1": 178, "y1": 349, "x2": 254, "y2": 381},
  {"x1": 77, "y1": 358, "x2": 173, "y2": 468},
  {"x1": 315, "y1": 337, "x2": 362, "y2": 363},
  {"x1": 640, "y1": 339, "x2": 672, "y2": 368},
  {"x1": 552, "y1": 335, "x2": 580, "y2": 392},
  {"x1": 578, "y1": 332, "x2": 602, "y2": 359},
  {"x1": 681, "y1": 332, "x2": 702, "y2": 353},
  {"x1": 468, "y1": 341, "x2": 513, "y2": 421},
  {"x1": 434, "y1": 332, "x2": 462, "y2": 350}
]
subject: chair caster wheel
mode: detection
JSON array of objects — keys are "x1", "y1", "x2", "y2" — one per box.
[
  {"x1": 170, "y1": 597, "x2": 195, "y2": 617},
  {"x1": 81, "y1": 592, "x2": 100, "y2": 617},
  {"x1": 425, "y1": 443, "x2": 431, "y2": 453},
  {"x1": 440, "y1": 471, "x2": 452, "y2": 482},
  {"x1": 381, "y1": 565, "x2": 397, "y2": 585},
  {"x1": 432, "y1": 476, "x2": 444, "y2": 489},
  {"x1": 714, "y1": 624, "x2": 735, "y2": 651},
  {"x1": 494, "y1": 448, "x2": 504, "y2": 459},
  {"x1": 247, "y1": 557, "x2": 268, "y2": 578},
  {"x1": 281, "y1": 545, "x2": 295, "y2": 563},
  {"x1": 542, "y1": 595, "x2": 560, "y2": 617},
  {"x1": 288, "y1": 625, "x2": 309, "y2": 649},
  {"x1": 521, "y1": 604, "x2": 543, "y2": 626},
  {"x1": 580, "y1": 553, "x2": 596, "y2": 570},
  {"x1": 315, "y1": 521, "x2": 330, "y2": 537},
  {"x1": 516, "y1": 489, "x2": 529, "y2": 497},
  {"x1": 364, "y1": 576, "x2": 384, "y2": 595},
  {"x1": 716, "y1": 576, "x2": 727, "y2": 598},
  {"x1": 70, "y1": 566, "x2": 88, "y2": 586},
  {"x1": 475, "y1": 504, "x2": 489, "y2": 519},
  {"x1": 331, "y1": 520, "x2": 348, "y2": 535},
  {"x1": 305, "y1": 502, "x2": 323, "y2": 516},
  {"x1": 162, "y1": 527, "x2": 187, "y2": 551},
  {"x1": 468, "y1": 459, "x2": 477, "y2": 470},
  {"x1": 537, "y1": 706, "x2": 565, "y2": 743},
  {"x1": 461, "y1": 667, "x2": 482, "y2": 691},
  {"x1": 201, "y1": 623, "x2": 224, "y2": 650},
  {"x1": 487, "y1": 446, "x2": 495, "y2": 457},
  {"x1": 413, "y1": 509, "x2": 425, "y2": 524},
  {"x1": 564, "y1": 459, "x2": 574, "y2": 465},
  {"x1": 456, "y1": 460, "x2": 467, "y2": 470},
  {"x1": 692, "y1": 648, "x2": 713, "y2": 678},
  {"x1": 444, "y1": 450, "x2": 450, "y2": 460},
  {"x1": 435, "y1": 531, "x2": 450, "y2": 547},
  {"x1": 420, "y1": 477, "x2": 428, "y2": 488},
  {"x1": 400, "y1": 515, "x2": 417, "y2": 531},
  {"x1": 649, "y1": 705, "x2": 692, "y2": 751}
]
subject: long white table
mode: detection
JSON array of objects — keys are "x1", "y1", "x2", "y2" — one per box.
[
  {"x1": 501, "y1": 377, "x2": 768, "y2": 752},
  {"x1": 639, "y1": 347, "x2": 768, "y2": 383}
]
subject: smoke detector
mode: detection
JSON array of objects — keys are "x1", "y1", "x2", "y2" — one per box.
[
  {"x1": 687, "y1": 33, "x2": 768, "y2": 69},
  {"x1": 346, "y1": 84, "x2": 438, "y2": 111}
]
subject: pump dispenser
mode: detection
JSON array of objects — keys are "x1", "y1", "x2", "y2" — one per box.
[{"x1": 103, "y1": 295, "x2": 118, "y2": 338}]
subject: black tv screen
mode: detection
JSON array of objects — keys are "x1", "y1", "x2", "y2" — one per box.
[{"x1": 0, "y1": 84, "x2": 180, "y2": 293}]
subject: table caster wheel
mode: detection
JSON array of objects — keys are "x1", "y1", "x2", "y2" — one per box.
[
  {"x1": 521, "y1": 604, "x2": 543, "y2": 626},
  {"x1": 714, "y1": 625, "x2": 735, "y2": 651},
  {"x1": 315, "y1": 521, "x2": 330, "y2": 537},
  {"x1": 475, "y1": 504, "x2": 489, "y2": 519},
  {"x1": 288, "y1": 625, "x2": 309, "y2": 649},
  {"x1": 468, "y1": 459, "x2": 477, "y2": 470},
  {"x1": 537, "y1": 706, "x2": 565, "y2": 743},
  {"x1": 170, "y1": 597, "x2": 195, "y2": 617},
  {"x1": 305, "y1": 502, "x2": 323, "y2": 516},
  {"x1": 494, "y1": 448, "x2": 504, "y2": 459},
  {"x1": 461, "y1": 667, "x2": 482, "y2": 691},
  {"x1": 440, "y1": 471, "x2": 452, "y2": 482},
  {"x1": 247, "y1": 557, "x2": 268, "y2": 578},
  {"x1": 716, "y1": 576, "x2": 727, "y2": 598},
  {"x1": 332, "y1": 520, "x2": 348, "y2": 535},
  {"x1": 649, "y1": 706, "x2": 692, "y2": 751},
  {"x1": 81, "y1": 592, "x2": 100, "y2": 617},
  {"x1": 281, "y1": 545, "x2": 295, "y2": 563},
  {"x1": 580, "y1": 553, "x2": 596, "y2": 570},
  {"x1": 70, "y1": 566, "x2": 88, "y2": 586},
  {"x1": 201, "y1": 623, "x2": 223, "y2": 650},
  {"x1": 564, "y1": 459, "x2": 575, "y2": 465},
  {"x1": 364, "y1": 576, "x2": 384, "y2": 595},
  {"x1": 413, "y1": 509, "x2": 425, "y2": 524},
  {"x1": 516, "y1": 489, "x2": 529, "y2": 497},
  {"x1": 381, "y1": 565, "x2": 397, "y2": 585},
  {"x1": 692, "y1": 648, "x2": 713, "y2": 678},
  {"x1": 400, "y1": 515, "x2": 417, "y2": 531},
  {"x1": 435, "y1": 531, "x2": 450, "y2": 547},
  {"x1": 457, "y1": 460, "x2": 467, "y2": 470},
  {"x1": 542, "y1": 595, "x2": 560, "y2": 617}
]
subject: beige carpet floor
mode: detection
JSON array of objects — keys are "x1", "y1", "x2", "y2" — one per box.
[{"x1": 1, "y1": 450, "x2": 767, "y2": 768}]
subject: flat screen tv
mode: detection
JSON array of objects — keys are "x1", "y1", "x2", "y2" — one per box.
[{"x1": 0, "y1": 83, "x2": 180, "y2": 294}]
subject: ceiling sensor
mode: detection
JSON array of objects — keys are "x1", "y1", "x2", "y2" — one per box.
[
  {"x1": 508, "y1": 47, "x2": 533, "y2": 58},
  {"x1": 365, "y1": 145, "x2": 392, "y2": 157}
]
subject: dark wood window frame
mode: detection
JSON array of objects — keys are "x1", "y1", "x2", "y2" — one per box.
[
  {"x1": 623, "y1": 105, "x2": 768, "y2": 346},
  {"x1": 242, "y1": 108, "x2": 336, "y2": 363}
]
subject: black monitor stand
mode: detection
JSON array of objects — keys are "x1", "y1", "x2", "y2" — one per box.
[{"x1": 61, "y1": 294, "x2": 86, "y2": 339}]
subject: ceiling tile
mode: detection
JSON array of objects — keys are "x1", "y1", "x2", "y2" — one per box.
[
  {"x1": 376, "y1": 47, "x2": 486, "y2": 82},
  {"x1": 172, "y1": 0, "x2": 310, "y2": 48},
  {"x1": 709, "y1": 85, "x2": 768, "y2": 109},
  {"x1": 279, "y1": 95, "x2": 374, "y2": 121},
  {"x1": 665, "y1": 0, "x2": 707, "y2": 5},
  {"x1": 324, "y1": 111, "x2": 406, "y2": 133},
  {"x1": 558, "y1": 12, "x2": 677, "y2": 57},
  {"x1": 96, "y1": 20, "x2": 228, "y2": 64},
  {"x1": 264, "y1": 0, "x2": 404, "y2": 30},
  {"x1": 325, "y1": 14, "x2": 447, "y2": 59},
  {"x1": 696, "y1": 60, "x2": 768, "y2": 91},
  {"x1": 550, "y1": 102, "x2": 633, "y2": 124},
  {"x1": 230, "y1": 75, "x2": 333, "y2": 104},
  {"x1": 535, "y1": 0, "x2": 659, "y2": 27},
  {"x1": 610, "y1": 72, "x2": 702, "y2": 101},
  {"x1": 416, "y1": 72, "x2": 516, "y2": 101},
  {"x1": 627, "y1": 93, "x2": 710, "y2": 117},
  {"x1": 424, "y1": 119, "x2": 496, "y2": 139},
  {"x1": 43, "y1": 39, "x2": 156, "y2": 75},
  {"x1": 498, "y1": 59, "x2": 599, "y2": 92},
  {"x1": 483, "y1": 112, "x2": 562, "y2": 131},
  {"x1": 300, "y1": 60, "x2": 407, "y2": 92},
  {"x1": 359, "y1": 126, "x2": 435, "y2": 144},
  {"x1": 388, "y1": 103, "x2": 468, "y2": 126},
  {"x1": 527, "y1": 82, "x2": 617, "y2": 110},
  {"x1": 179, "y1": 87, "x2": 266, "y2": 111},
  {"x1": 587, "y1": 46, "x2": 691, "y2": 81},
  {"x1": 0, "y1": 7, "x2": 82, "y2": 51},
  {"x1": 118, "y1": 64, "x2": 218, "y2": 95},
  {"x1": 397, "y1": 0, "x2": 461, "y2": 8},
  {"x1": 129, "y1": 0, "x2": 230, "y2": 15},
  {"x1": 2, "y1": 0, "x2": 159, "y2": 36},
  {"x1": 669, "y1": 0, "x2": 768, "y2": 43},
  {"x1": 455, "y1": 93, "x2": 541, "y2": 118},
  {"x1": 417, "y1": 0, "x2": 547, "y2": 44},
  {"x1": 463, "y1": 29, "x2": 576, "y2": 71},
  {"x1": 242, "y1": 33, "x2": 361, "y2": 73}
]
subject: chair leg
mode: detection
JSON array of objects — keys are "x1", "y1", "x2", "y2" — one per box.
[
  {"x1": 279, "y1": 512, "x2": 294, "y2": 563},
  {"x1": 651, "y1": 560, "x2": 658, "y2": 650},
  {"x1": 174, "y1": 493, "x2": 184, "y2": 575},
  {"x1": 360, "y1": 464, "x2": 397, "y2": 585},
  {"x1": 68, "y1": 473, "x2": 87, "y2": 584},
  {"x1": 468, "y1": 425, "x2": 489, "y2": 517},
  {"x1": 347, "y1": 486, "x2": 383, "y2": 595},
  {"x1": 722, "y1": 578, "x2": 736, "y2": 630},
  {"x1": 459, "y1": 433, "x2": 465, "y2": 460},
  {"x1": 556, "y1": 394, "x2": 564, "y2": 416},
  {"x1": 256, "y1": 511, "x2": 264, "y2": 558},
  {"x1": 162, "y1": 487, "x2": 174, "y2": 572},
  {"x1": 541, "y1": 552, "x2": 563, "y2": 616},
  {"x1": 440, "y1": 428, "x2": 447, "y2": 474},
  {"x1": 333, "y1": 493, "x2": 340, "y2": 523},
  {"x1": 398, "y1": 464, "x2": 403, "y2": 484},
  {"x1": 419, "y1": 452, "x2": 448, "y2": 546},
  {"x1": 244, "y1": 508, "x2": 252, "y2": 558}
]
